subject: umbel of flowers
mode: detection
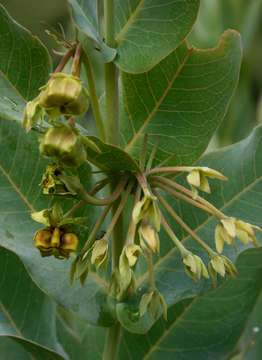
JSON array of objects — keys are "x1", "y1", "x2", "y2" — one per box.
[{"x1": 23, "y1": 43, "x2": 261, "y2": 322}]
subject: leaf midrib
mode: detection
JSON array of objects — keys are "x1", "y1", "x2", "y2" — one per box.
[
  {"x1": 116, "y1": 0, "x2": 145, "y2": 43},
  {"x1": 0, "y1": 163, "x2": 35, "y2": 212},
  {"x1": 124, "y1": 47, "x2": 191, "y2": 152},
  {"x1": 0, "y1": 301, "x2": 36, "y2": 360}
]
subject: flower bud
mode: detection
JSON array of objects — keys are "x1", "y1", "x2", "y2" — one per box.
[
  {"x1": 133, "y1": 193, "x2": 161, "y2": 232},
  {"x1": 117, "y1": 245, "x2": 142, "y2": 299},
  {"x1": 51, "y1": 227, "x2": 61, "y2": 248},
  {"x1": 39, "y1": 73, "x2": 89, "y2": 116},
  {"x1": 59, "y1": 232, "x2": 79, "y2": 258},
  {"x1": 91, "y1": 239, "x2": 108, "y2": 269},
  {"x1": 139, "y1": 290, "x2": 167, "y2": 321},
  {"x1": 23, "y1": 97, "x2": 43, "y2": 132},
  {"x1": 139, "y1": 220, "x2": 160, "y2": 253},
  {"x1": 125, "y1": 245, "x2": 142, "y2": 267},
  {"x1": 186, "y1": 167, "x2": 227, "y2": 195},
  {"x1": 183, "y1": 252, "x2": 209, "y2": 281},
  {"x1": 40, "y1": 125, "x2": 87, "y2": 167},
  {"x1": 209, "y1": 255, "x2": 237, "y2": 279},
  {"x1": 34, "y1": 229, "x2": 53, "y2": 257},
  {"x1": 31, "y1": 209, "x2": 51, "y2": 226},
  {"x1": 40, "y1": 164, "x2": 77, "y2": 196}
]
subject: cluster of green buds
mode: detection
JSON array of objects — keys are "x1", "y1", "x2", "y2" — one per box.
[{"x1": 31, "y1": 204, "x2": 83, "y2": 259}]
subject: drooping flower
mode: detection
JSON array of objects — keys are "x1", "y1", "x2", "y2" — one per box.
[
  {"x1": 186, "y1": 167, "x2": 227, "y2": 195},
  {"x1": 215, "y1": 217, "x2": 261, "y2": 253},
  {"x1": 182, "y1": 252, "x2": 209, "y2": 281}
]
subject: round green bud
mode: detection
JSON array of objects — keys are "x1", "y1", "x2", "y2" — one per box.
[
  {"x1": 39, "y1": 73, "x2": 89, "y2": 116},
  {"x1": 40, "y1": 125, "x2": 87, "y2": 167}
]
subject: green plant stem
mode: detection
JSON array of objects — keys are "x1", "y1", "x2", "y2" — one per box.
[
  {"x1": 82, "y1": 204, "x2": 112, "y2": 254},
  {"x1": 151, "y1": 179, "x2": 222, "y2": 218},
  {"x1": 106, "y1": 181, "x2": 134, "y2": 264},
  {"x1": 146, "y1": 252, "x2": 156, "y2": 291},
  {"x1": 103, "y1": 2, "x2": 123, "y2": 359},
  {"x1": 105, "y1": 63, "x2": 119, "y2": 145},
  {"x1": 81, "y1": 50, "x2": 106, "y2": 141},
  {"x1": 54, "y1": 46, "x2": 75, "y2": 73},
  {"x1": 79, "y1": 176, "x2": 127, "y2": 206},
  {"x1": 161, "y1": 215, "x2": 188, "y2": 256},
  {"x1": 71, "y1": 43, "x2": 82, "y2": 76},
  {"x1": 156, "y1": 192, "x2": 216, "y2": 256},
  {"x1": 103, "y1": 323, "x2": 122, "y2": 360},
  {"x1": 64, "y1": 178, "x2": 109, "y2": 217},
  {"x1": 104, "y1": 0, "x2": 118, "y2": 145},
  {"x1": 151, "y1": 176, "x2": 225, "y2": 219},
  {"x1": 126, "y1": 186, "x2": 141, "y2": 245}
]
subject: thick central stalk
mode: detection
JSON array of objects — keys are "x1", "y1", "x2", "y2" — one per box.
[{"x1": 103, "y1": 1, "x2": 122, "y2": 359}]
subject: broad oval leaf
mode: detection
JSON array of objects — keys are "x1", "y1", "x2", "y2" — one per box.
[
  {"x1": 0, "y1": 120, "x2": 113, "y2": 327},
  {"x1": 67, "y1": 0, "x2": 117, "y2": 62},
  {"x1": 118, "y1": 248, "x2": 262, "y2": 359},
  {"x1": 0, "y1": 4, "x2": 51, "y2": 121},
  {"x1": 114, "y1": 0, "x2": 200, "y2": 73},
  {"x1": 116, "y1": 124, "x2": 262, "y2": 333},
  {"x1": 121, "y1": 30, "x2": 242, "y2": 166},
  {"x1": 54, "y1": 246, "x2": 262, "y2": 360},
  {"x1": 0, "y1": 247, "x2": 66, "y2": 359}
]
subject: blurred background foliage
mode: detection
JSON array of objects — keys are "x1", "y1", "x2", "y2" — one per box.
[{"x1": 1, "y1": 0, "x2": 261, "y2": 147}]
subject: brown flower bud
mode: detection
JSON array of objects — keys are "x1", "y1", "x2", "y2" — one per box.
[
  {"x1": 34, "y1": 229, "x2": 53, "y2": 257},
  {"x1": 60, "y1": 232, "x2": 79, "y2": 255}
]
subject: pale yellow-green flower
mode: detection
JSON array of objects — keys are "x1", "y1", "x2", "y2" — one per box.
[
  {"x1": 215, "y1": 217, "x2": 261, "y2": 253},
  {"x1": 91, "y1": 239, "x2": 108, "y2": 269},
  {"x1": 209, "y1": 254, "x2": 237, "y2": 278},
  {"x1": 139, "y1": 290, "x2": 167, "y2": 321},
  {"x1": 138, "y1": 220, "x2": 160, "y2": 253},
  {"x1": 117, "y1": 244, "x2": 142, "y2": 299},
  {"x1": 186, "y1": 167, "x2": 227, "y2": 195},
  {"x1": 132, "y1": 192, "x2": 161, "y2": 231},
  {"x1": 183, "y1": 252, "x2": 209, "y2": 281}
]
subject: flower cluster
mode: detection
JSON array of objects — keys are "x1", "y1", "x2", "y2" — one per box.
[{"x1": 23, "y1": 43, "x2": 261, "y2": 323}]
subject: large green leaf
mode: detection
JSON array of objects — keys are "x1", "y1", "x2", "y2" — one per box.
[
  {"x1": 0, "y1": 247, "x2": 66, "y2": 359},
  {"x1": 233, "y1": 288, "x2": 262, "y2": 359},
  {"x1": 114, "y1": 0, "x2": 200, "y2": 73},
  {"x1": 0, "y1": 120, "x2": 113, "y2": 327},
  {"x1": 118, "y1": 249, "x2": 262, "y2": 359},
  {"x1": 116, "y1": 124, "x2": 262, "y2": 333},
  {"x1": 57, "y1": 308, "x2": 106, "y2": 360},
  {"x1": 68, "y1": 0, "x2": 116, "y2": 62},
  {"x1": 53, "y1": 246, "x2": 262, "y2": 360},
  {"x1": 121, "y1": 30, "x2": 242, "y2": 166},
  {"x1": 0, "y1": 4, "x2": 51, "y2": 121}
]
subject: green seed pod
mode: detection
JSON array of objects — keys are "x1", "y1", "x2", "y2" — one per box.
[
  {"x1": 40, "y1": 125, "x2": 87, "y2": 167},
  {"x1": 39, "y1": 73, "x2": 89, "y2": 116}
]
